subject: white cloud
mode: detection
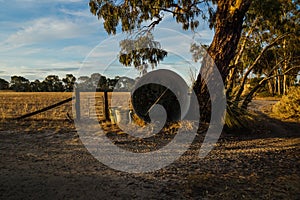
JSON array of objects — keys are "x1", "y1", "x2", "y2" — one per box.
[
  {"x1": 62, "y1": 45, "x2": 92, "y2": 55},
  {"x1": 1, "y1": 17, "x2": 97, "y2": 49},
  {"x1": 0, "y1": 62, "x2": 81, "y2": 81},
  {"x1": 59, "y1": 8, "x2": 93, "y2": 18}
]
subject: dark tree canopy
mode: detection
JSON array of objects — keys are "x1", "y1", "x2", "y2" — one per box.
[
  {"x1": 0, "y1": 73, "x2": 135, "y2": 92},
  {"x1": 62, "y1": 74, "x2": 76, "y2": 92},
  {"x1": 10, "y1": 76, "x2": 30, "y2": 92},
  {"x1": 0, "y1": 78, "x2": 9, "y2": 90}
]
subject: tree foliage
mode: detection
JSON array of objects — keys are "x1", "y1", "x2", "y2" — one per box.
[
  {"x1": 0, "y1": 78, "x2": 9, "y2": 90},
  {"x1": 43, "y1": 75, "x2": 64, "y2": 92},
  {"x1": 62, "y1": 74, "x2": 76, "y2": 92},
  {"x1": 89, "y1": 0, "x2": 214, "y2": 34},
  {"x1": 119, "y1": 33, "x2": 168, "y2": 74},
  {"x1": 0, "y1": 73, "x2": 130, "y2": 92},
  {"x1": 10, "y1": 76, "x2": 30, "y2": 92},
  {"x1": 228, "y1": 0, "x2": 300, "y2": 109}
]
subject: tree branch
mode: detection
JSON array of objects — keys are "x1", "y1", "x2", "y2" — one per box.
[
  {"x1": 241, "y1": 64, "x2": 300, "y2": 109},
  {"x1": 136, "y1": 16, "x2": 163, "y2": 38},
  {"x1": 233, "y1": 33, "x2": 290, "y2": 103}
]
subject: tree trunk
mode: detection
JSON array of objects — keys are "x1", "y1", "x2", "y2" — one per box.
[
  {"x1": 283, "y1": 74, "x2": 287, "y2": 95},
  {"x1": 226, "y1": 17, "x2": 259, "y2": 96},
  {"x1": 273, "y1": 76, "x2": 277, "y2": 94},
  {"x1": 233, "y1": 34, "x2": 288, "y2": 103},
  {"x1": 283, "y1": 38, "x2": 288, "y2": 95},
  {"x1": 277, "y1": 75, "x2": 281, "y2": 95},
  {"x1": 193, "y1": 0, "x2": 251, "y2": 122},
  {"x1": 226, "y1": 67, "x2": 237, "y2": 95},
  {"x1": 241, "y1": 62, "x2": 281, "y2": 109},
  {"x1": 267, "y1": 80, "x2": 274, "y2": 96},
  {"x1": 241, "y1": 81, "x2": 265, "y2": 109}
]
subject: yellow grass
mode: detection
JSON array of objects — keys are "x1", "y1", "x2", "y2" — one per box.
[
  {"x1": 0, "y1": 92, "x2": 73, "y2": 120},
  {"x1": 0, "y1": 92, "x2": 131, "y2": 120},
  {"x1": 0, "y1": 91, "x2": 184, "y2": 133}
]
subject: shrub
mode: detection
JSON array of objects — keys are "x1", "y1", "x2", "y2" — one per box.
[{"x1": 272, "y1": 86, "x2": 300, "y2": 119}]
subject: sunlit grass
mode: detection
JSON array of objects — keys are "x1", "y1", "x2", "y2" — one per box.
[
  {"x1": 0, "y1": 92, "x2": 73, "y2": 120},
  {"x1": 0, "y1": 92, "x2": 132, "y2": 121}
]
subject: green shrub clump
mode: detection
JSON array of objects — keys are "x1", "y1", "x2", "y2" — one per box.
[{"x1": 272, "y1": 86, "x2": 300, "y2": 119}]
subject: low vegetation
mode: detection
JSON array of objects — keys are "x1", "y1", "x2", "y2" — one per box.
[{"x1": 272, "y1": 86, "x2": 300, "y2": 120}]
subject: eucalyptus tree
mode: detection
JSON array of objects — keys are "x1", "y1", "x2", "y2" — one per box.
[
  {"x1": 89, "y1": 0, "x2": 252, "y2": 122},
  {"x1": 0, "y1": 78, "x2": 9, "y2": 90},
  {"x1": 62, "y1": 74, "x2": 76, "y2": 92},
  {"x1": 43, "y1": 75, "x2": 64, "y2": 92},
  {"x1": 10, "y1": 76, "x2": 30, "y2": 92},
  {"x1": 30, "y1": 79, "x2": 42, "y2": 92},
  {"x1": 229, "y1": 0, "x2": 300, "y2": 109}
]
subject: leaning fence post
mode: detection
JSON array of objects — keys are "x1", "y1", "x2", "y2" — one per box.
[{"x1": 75, "y1": 88, "x2": 81, "y2": 120}]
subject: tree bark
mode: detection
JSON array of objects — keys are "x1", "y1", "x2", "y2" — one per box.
[{"x1": 193, "y1": 0, "x2": 251, "y2": 122}]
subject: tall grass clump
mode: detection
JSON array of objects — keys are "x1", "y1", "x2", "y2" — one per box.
[{"x1": 224, "y1": 100, "x2": 254, "y2": 130}]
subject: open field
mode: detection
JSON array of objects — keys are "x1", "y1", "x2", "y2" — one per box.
[
  {"x1": 0, "y1": 92, "x2": 131, "y2": 120},
  {"x1": 0, "y1": 92, "x2": 299, "y2": 199},
  {"x1": 0, "y1": 92, "x2": 73, "y2": 120}
]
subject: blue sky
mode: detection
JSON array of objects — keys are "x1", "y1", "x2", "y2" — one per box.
[{"x1": 0, "y1": 0, "x2": 213, "y2": 82}]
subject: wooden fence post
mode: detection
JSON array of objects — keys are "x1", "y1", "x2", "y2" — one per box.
[
  {"x1": 104, "y1": 90, "x2": 110, "y2": 121},
  {"x1": 75, "y1": 88, "x2": 81, "y2": 120}
]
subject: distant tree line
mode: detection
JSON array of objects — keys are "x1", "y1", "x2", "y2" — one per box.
[{"x1": 0, "y1": 73, "x2": 135, "y2": 92}]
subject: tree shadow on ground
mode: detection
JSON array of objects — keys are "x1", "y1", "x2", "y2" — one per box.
[{"x1": 222, "y1": 111, "x2": 300, "y2": 141}]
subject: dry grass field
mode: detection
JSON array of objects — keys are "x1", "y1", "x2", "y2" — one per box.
[
  {"x1": 0, "y1": 92, "x2": 299, "y2": 199},
  {"x1": 0, "y1": 92, "x2": 131, "y2": 120},
  {"x1": 0, "y1": 92, "x2": 73, "y2": 120}
]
